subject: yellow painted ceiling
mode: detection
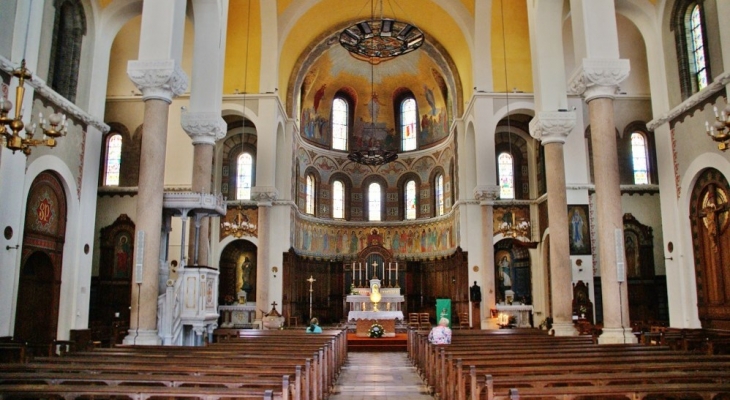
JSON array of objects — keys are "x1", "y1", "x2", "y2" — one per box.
[
  {"x1": 224, "y1": 0, "x2": 262, "y2": 94},
  {"x1": 277, "y1": 0, "x2": 472, "y2": 111},
  {"x1": 491, "y1": 0, "x2": 532, "y2": 93}
]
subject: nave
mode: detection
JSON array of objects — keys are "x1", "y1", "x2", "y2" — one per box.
[{"x1": 330, "y1": 352, "x2": 433, "y2": 400}]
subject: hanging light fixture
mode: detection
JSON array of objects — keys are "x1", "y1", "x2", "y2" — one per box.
[
  {"x1": 705, "y1": 101, "x2": 730, "y2": 151},
  {"x1": 339, "y1": 0, "x2": 424, "y2": 64},
  {"x1": 344, "y1": 0, "x2": 417, "y2": 166},
  {"x1": 0, "y1": 62, "x2": 68, "y2": 155}
]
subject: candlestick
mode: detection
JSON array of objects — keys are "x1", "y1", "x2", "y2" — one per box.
[
  {"x1": 388, "y1": 262, "x2": 392, "y2": 287},
  {"x1": 382, "y1": 262, "x2": 385, "y2": 281},
  {"x1": 365, "y1": 262, "x2": 368, "y2": 282},
  {"x1": 395, "y1": 262, "x2": 398, "y2": 286},
  {"x1": 357, "y1": 262, "x2": 361, "y2": 286}
]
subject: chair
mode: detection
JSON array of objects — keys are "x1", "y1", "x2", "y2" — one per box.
[
  {"x1": 419, "y1": 313, "x2": 431, "y2": 330},
  {"x1": 407, "y1": 313, "x2": 420, "y2": 330},
  {"x1": 458, "y1": 312, "x2": 470, "y2": 329},
  {"x1": 286, "y1": 312, "x2": 299, "y2": 327}
]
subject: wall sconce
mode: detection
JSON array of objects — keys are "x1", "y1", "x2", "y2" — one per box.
[
  {"x1": 271, "y1": 266, "x2": 278, "y2": 278},
  {"x1": 705, "y1": 102, "x2": 730, "y2": 151}
]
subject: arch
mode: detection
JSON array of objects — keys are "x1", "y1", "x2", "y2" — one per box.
[
  {"x1": 218, "y1": 239, "x2": 258, "y2": 307},
  {"x1": 302, "y1": 166, "x2": 321, "y2": 216},
  {"x1": 622, "y1": 120, "x2": 658, "y2": 185},
  {"x1": 329, "y1": 172, "x2": 352, "y2": 220},
  {"x1": 429, "y1": 166, "x2": 447, "y2": 217},
  {"x1": 494, "y1": 238, "x2": 532, "y2": 305},
  {"x1": 101, "y1": 122, "x2": 132, "y2": 186}
]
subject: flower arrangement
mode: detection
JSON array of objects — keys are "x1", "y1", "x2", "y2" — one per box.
[
  {"x1": 579, "y1": 305, "x2": 588, "y2": 315},
  {"x1": 368, "y1": 323, "x2": 384, "y2": 338},
  {"x1": 350, "y1": 283, "x2": 358, "y2": 295},
  {"x1": 223, "y1": 294, "x2": 235, "y2": 305}
]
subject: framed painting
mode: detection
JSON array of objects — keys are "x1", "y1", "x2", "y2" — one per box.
[{"x1": 568, "y1": 205, "x2": 591, "y2": 255}]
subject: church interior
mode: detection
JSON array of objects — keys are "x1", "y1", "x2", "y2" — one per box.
[{"x1": 1, "y1": 0, "x2": 730, "y2": 363}]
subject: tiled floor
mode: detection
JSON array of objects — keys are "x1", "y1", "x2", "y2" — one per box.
[{"x1": 329, "y1": 352, "x2": 434, "y2": 399}]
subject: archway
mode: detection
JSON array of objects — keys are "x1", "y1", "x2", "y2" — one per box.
[
  {"x1": 494, "y1": 238, "x2": 532, "y2": 305},
  {"x1": 219, "y1": 239, "x2": 258, "y2": 304}
]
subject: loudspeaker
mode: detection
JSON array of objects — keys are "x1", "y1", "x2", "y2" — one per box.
[{"x1": 135, "y1": 230, "x2": 145, "y2": 284}]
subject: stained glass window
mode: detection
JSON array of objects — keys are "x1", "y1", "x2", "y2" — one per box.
[
  {"x1": 401, "y1": 98, "x2": 417, "y2": 151},
  {"x1": 306, "y1": 174, "x2": 315, "y2": 214},
  {"x1": 104, "y1": 134, "x2": 122, "y2": 186},
  {"x1": 631, "y1": 133, "x2": 649, "y2": 185},
  {"x1": 332, "y1": 98, "x2": 348, "y2": 150},
  {"x1": 405, "y1": 180, "x2": 416, "y2": 220},
  {"x1": 237, "y1": 153, "x2": 253, "y2": 200},
  {"x1": 333, "y1": 180, "x2": 344, "y2": 219},
  {"x1": 689, "y1": 5, "x2": 708, "y2": 90},
  {"x1": 435, "y1": 174, "x2": 444, "y2": 216},
  {"x1": 498, "y1": 152, "x2": 514, "y2": 199},
  {"x1": 369, "y1": 182, "x2": 381, "y2": 221}
]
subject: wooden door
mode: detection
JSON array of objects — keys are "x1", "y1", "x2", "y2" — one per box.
[{"x1": 14, "y1": 252, "x2": 58, "y2": 343}]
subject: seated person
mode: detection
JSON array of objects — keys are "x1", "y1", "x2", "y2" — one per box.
[
  {"x1": 428, "y1": 317, "x2": 452, "y2": 344},
  {"x1": 306, "y1": 317, "x2": 322, "y2": 333}
]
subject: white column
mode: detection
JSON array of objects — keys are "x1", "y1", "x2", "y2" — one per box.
[
  {"x1": 474, "y1": 185, "x2": 500, "y2": 329},
  {"x1": 259, "y1": 0, "x2": 279, "y2": 94},
  {"x1": 124, "y1": 0, "x2": 188, "y2": 345},
  {"x1": 472, "y1": 0, "x2": 493, "y2": 93}
]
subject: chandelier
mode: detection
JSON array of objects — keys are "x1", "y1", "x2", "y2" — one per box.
[
  {"x1": 705, "y1": 102, "x2": 730, "y2": 151},
  {"x1": 347, "y1": 146, "x2": 398, "y2": 166},
  {"x1": 1, "y1": 60, "x2": 68, "y2": 155},
  {"x1": 221, "y1": 207, "x2": 257, "y2": 238}
]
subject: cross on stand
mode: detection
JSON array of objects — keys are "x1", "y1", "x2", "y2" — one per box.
[{"x1": 307, "y1": 275, "x2": 316, "y2": 322}]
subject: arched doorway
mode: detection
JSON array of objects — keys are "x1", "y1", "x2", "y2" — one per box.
[
  {"x1": 689, "y1": 168, "x2": 730, "y2": 329},
  {"x1": 14, "y1": 252, "x2": 57, "y2": 343},
  {"x1": 15, "y1": 171, "x2": 67, "y2": 343}
]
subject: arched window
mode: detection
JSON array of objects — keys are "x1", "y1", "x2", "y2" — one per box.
[
  {"x1": 332, "y1": 97, "x2": 348, "y2": 150},
  {"x1": 401, "y1": 98, "x2": 417, "y2": 151},
  {"x1": 237, "y1": 153, "x2": 253, "y2": 200},
  {"x1": 498, "y1": 152, "x2": 514, "y2": 199},
  {"x1": 688, "y1": 5, "x2": 708, "y2": 91},
  {"x1": 332, "y1": 180, "x2": 345, "y2": 219},
  {"x1": 672, "y1": 1, "x2": 711, "y2": 98},
  {"x1": 435, "y1": 174, "x2": 444, "y2": 216},
  {"x1": 631, "y1": 133, "x2": 649, "y2": 185},
  {"x1": 48, "y1": 0, "x2": 86, "y2": 103},
  {"x1": 368, "y1": 182, "x2": 381, "y2": 221},
  {"x1": 405, "y1": 180, "x2": 417, "y2": 220},
  {"x1": 104, "y1": 133, "x2": 122, "y2": 186},
  {"x1": 305, "y1": 174, "x2": 315, "y2": 215}
]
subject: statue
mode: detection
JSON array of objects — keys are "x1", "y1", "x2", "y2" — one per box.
[
  {"x1": 470, "y1": 281, "x2": 481, "y2": 303},
  {"x1": 236, "y1": 255, "x2": 253, "y2": 300}
]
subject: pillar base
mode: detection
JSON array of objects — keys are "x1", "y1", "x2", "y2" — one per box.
[
  {"x1": 481, "y1": 318, "x2": 501, "y2": 330},
  {"x1": 123, "y1": 329, "x2": 161, "y2": 345},
  {"x1": 551, "y1": 321, "x2": 578, "y2": 336},
  {"x1": 597, "y1": 327, "x2": 638, "y2": 344}
]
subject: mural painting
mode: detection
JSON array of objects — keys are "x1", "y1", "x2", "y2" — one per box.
[
  {"x1": 568, "y1": 205, "x2": 591, "y2": 255},
  {"x1": 293, "y1": 216, "x2": 455, "y2": 259},
  {"x1": 493, "y1": 205, "x2": 531, "y2": 236}
]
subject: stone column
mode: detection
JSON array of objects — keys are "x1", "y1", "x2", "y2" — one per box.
[
  {"x1": 124, "y1": 60, "x2": 188, "y2": 345},
  {"x1": 252, "y1": 187, "x2": 278, "y2": 319},
  {"x1": 181, "y1": 112, "x2": 226, "y2": 265},
  {"x1": 474, "y1": 185, "x2": 500, "y2": 329},
  {"x1": 530, "y1": 112, "x2": 577, "y2": 336},
  {"x1": 569, "y1": 59, "x2": 635, "y2": 344}
]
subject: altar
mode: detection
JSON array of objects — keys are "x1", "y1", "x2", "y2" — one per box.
[
  {"x1": 346, "y1": 277, "x2": 404, "y2": 336},
  {"x1": 218, "y1": 304, "x2": 259, "y2": 329},
  {"x1": 495, "y1": 304, "x2": 533, "y2": 328}
]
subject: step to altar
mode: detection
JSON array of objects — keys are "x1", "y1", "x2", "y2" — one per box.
[{"x1": 347, "y1": 333, "x2": 407, "y2": 352}]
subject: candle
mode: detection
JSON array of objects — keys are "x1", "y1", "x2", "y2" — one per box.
[
  {"x1": 388, "y1": 262, "x2": 392, "y2": 285},
  {"x1": 714, "y1": 106, "x2": 719, "y2": 118},
  {"x1": 357, "y1": 262, "x2": 361, "y2": 286},
  {"x1": 395, "y1": 262, "x2": 398, "y2": 282},
  {"x1": 382, "y1": 263, "x2": 385, "y2": 280},
  {"x1": 365, "y1": 263, "x2": 367, "y2": 282}
]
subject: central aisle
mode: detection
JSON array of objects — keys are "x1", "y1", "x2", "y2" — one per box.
[{"x1": 329, "y1": 352, "x2": 434, "y2": 399}]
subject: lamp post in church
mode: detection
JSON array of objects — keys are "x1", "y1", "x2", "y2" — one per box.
[{"x1": 307, "y1": 275, "x2": 316, "y2": 321}]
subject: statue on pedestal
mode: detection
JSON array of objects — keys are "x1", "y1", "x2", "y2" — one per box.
[{"x1": 470, "y1": 281, "x2": 481, "y2": 303}]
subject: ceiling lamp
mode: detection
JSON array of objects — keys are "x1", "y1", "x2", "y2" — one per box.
[
  {"x1": 339, "y1": 0, "x2": 424, "y2": 63},
  {"x1": 347, "y1": 146, "x2": 398, "y2": 166}
]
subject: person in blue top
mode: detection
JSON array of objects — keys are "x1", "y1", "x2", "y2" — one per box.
[{"x1": 306, "y1": 317, "x2": 322, "y2": 333}]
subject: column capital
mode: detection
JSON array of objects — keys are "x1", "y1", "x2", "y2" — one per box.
[
  {"x1": 127, "y1": 59, "x2": 188, "y2": 103},
  {"x1": 181, "y1": 111, "x2": 227, "y2": 145},
  {"x1": 251, "y1": 186, "x2": 279, "y2": 206},
  {"x1": 529, "y1": 111, "x2": 576, "y2": 145},
  {"x1": 474, "y1": 185, "x2": 500, "y2": 205},
  {"x1": 567, "y1": 58, "x2": 630, "y2": 102}
]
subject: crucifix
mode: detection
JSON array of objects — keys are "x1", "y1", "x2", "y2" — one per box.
[
  {"x1": 372, "y1": 261, "x2": 378, "y2": 279},
  {"x1": 307, "y1": 275, "x2": 316, "y2": 321}
]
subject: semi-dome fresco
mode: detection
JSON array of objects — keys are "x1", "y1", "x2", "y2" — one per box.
[{"x1": 299, "y1": 40, "x2": 452, "y2": 151}]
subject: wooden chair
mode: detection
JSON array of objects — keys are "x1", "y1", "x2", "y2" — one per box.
[
  {"x1": 286, "y1": 312, "x2": 299, "y2": 327},
  {"x1": 419, "y1": 313, "x2": 431, "y2": 330},
  {"x1": 458, "y1": 312, "x2": 470, "y2": 329},
  {"x1": 407, "y1": 313, "x2": 420, "y2": 330}
]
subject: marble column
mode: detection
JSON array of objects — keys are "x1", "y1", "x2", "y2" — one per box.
[
  {"x1": 181, "y1": 112, "x2": 226, "y2": 266},
  {"x1": 124, "y1": 60, "x2": 188, "y2": 345},
  {"x1": 252, "y1": 187, "x2": 278, "y2": 319},
  {"x1": 530, "y1": 112, "x2": 577, "y2": 336},
  {"x1": 569, "y1": 58, "x2": 635, "y2": 344},
  {"x1": 475, "y1": 185, "x2": 500, "y2": 329}
]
